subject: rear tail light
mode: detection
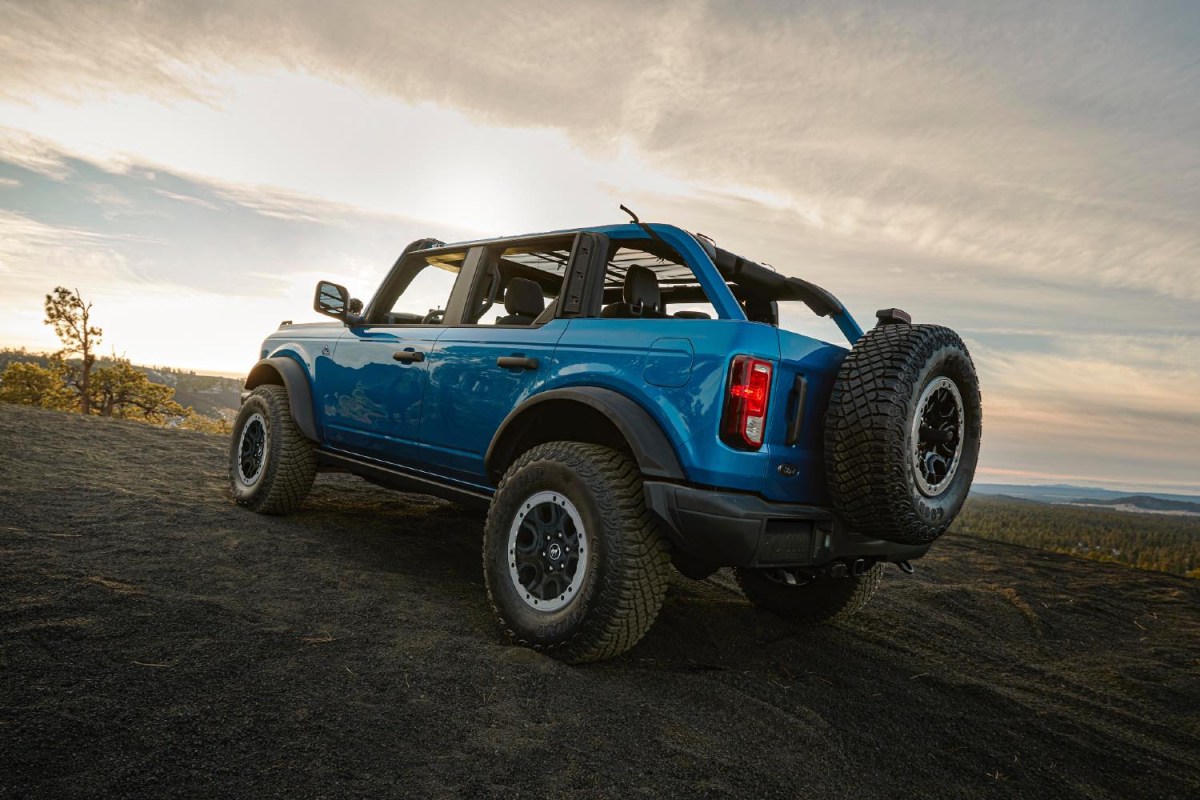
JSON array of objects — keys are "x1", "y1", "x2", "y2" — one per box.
[{"x1": 721, "y1": 355, "x2": 773, "y2": 450}]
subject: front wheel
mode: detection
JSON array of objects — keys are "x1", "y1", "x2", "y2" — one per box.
[
  {"x1": 483, "y1": 442, "x2": 670, "y2": 663},
  {"x1": 735, "y1": 563, "x2": 885, "y2": 624},
  {"x1": 228, "y1": 384, "x2": 317, "y2": 514}
]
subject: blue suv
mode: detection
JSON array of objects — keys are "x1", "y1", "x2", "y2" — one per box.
[{"x1": 230, "y1": 219, "x2": 982, "y2": 662}]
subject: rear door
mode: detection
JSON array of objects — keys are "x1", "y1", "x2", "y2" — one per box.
[{"x1": 418, "y1": 234, "x2": 600, "y2": 485}]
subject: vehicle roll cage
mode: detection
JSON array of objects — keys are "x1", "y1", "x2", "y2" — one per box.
[
  {"x1": 692, "y1": 234, "x2": 864, "y2": 343},
  {"x1": 385, "y1": 226, "x2": 865, "y2": 343}
]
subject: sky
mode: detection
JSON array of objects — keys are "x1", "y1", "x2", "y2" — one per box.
[{"x1": 0, "y1": 0, "x2": 1197, "y2": 493}]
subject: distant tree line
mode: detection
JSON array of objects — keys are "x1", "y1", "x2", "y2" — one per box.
[
  {"x1": 0, "y1": 287, "x2": 230, "y2": 434},
  {"x1": 952, "y1": 496, "x2": 1200, "y2": 579}
]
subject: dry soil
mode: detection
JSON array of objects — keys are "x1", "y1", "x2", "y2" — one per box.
[{"x1": 1, "y1": 403, "x2": 1198, "y2": 799}]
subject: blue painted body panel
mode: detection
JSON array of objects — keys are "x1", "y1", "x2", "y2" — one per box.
[
  {"x1": 256, "y1": 222, "x2": 856, "y2": 505},
  {"x1": 323, "y1": 326, "x2": 441, "y2": 463},
  {"x1": 419, "y1": 319, "x2": 569, "y2": 483}
]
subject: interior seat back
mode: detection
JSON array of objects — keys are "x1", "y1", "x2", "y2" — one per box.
[
  {"x1": 601, "y1": 265, "x2": 665, "y2": 318},
  {"x1": 495, "y1": 278, "x2": 545, "y2": 325}
]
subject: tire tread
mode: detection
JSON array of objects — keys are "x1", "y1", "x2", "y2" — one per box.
[
  {"x1": 824, "y1": 324, "x2": 980, "y2": 545},
  {"x1": 229, "y1": 385, "x2": 317, "y2": 515},
  {"x1": 484, "y1": 442, "x2": 670, "y2": 663}
]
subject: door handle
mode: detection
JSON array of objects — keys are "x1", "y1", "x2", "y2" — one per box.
[
  {"x1": 393, "y1": 350, "x2": 425, "y2": 363},
  {"x1": 497, "y1": 356, "x2": 539, "y2": 370}
]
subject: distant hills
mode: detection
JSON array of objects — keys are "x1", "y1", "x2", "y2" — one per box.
[
  {"x1": 954, "y1": 494, "x2": 1200, "y2": 577},
  {"x1": 1064, "y1": 495, "x2": 1200, "y2": 516},
  {"x1": 136, "y1": 367, "x2": 243, "y2": 420},
  {"x1": 972, "y1": 483, "x2": 1200, "y2": 506}
]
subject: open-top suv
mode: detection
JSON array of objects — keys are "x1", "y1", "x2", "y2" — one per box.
[{"x1": 229, "y1": 220, "x2": 981, "y2": 662}]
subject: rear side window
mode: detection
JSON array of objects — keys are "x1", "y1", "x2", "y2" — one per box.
[{"x1": 599, "y1": 242, "x2": 717, "y2": 320}]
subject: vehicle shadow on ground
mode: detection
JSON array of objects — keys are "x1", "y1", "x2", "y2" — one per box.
[{"x1": 297, "y1": 476, "x2": 890, "y2": 675}]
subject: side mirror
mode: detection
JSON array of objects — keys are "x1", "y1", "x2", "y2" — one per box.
[{"x1": 314, "y1": 280, "x2": 350, "y2": 320}]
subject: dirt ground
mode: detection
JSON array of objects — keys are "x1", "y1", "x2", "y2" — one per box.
[{"x1": 2, "y1": 403, "x2": 1198, "y2": 799}]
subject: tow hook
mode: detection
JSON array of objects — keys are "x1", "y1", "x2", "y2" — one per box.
[{"x1": 895, "y1": 560, "x2": 915, "y2": 575}]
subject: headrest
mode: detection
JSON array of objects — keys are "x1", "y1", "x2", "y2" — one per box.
[
  {"x1": 622, "y1": 265, "x2": 660, "y2": 311},
  {"x1": 503, "y1": 277, "x2": 545, "y2": 317},
  {"x1": 743, "y1": 295, "x2": 778, "y2": 325}
]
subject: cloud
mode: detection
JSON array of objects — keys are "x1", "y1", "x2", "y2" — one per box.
[
  {"x1": 1, "y1": 1, "x2": 1197, "y2": 301},
  {"x1": 0, "y1": 149, "x2": 483, "y2": 372},
  {"x1": 0, "y1": 128, "x2": 73, "y2": 179},
  {"x1": 0, "y1": 0, "x2": 1197, "y2": 490}
]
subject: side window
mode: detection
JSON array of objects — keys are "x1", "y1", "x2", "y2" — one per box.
[
  {"x1": 464, "y1": 240, "x2": 573, "y2": 326},
  {"x1": 371, "y1": 250, "x2": 466, "y2": 324},
  {"x1": 600, "y1": 242, "x2": 718, "y2": 320}
]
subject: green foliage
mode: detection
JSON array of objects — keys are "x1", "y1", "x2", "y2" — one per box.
[
  {"x1": 952, "y1": 496, "x2": 1200, "y2": 578},
  {"x1": 88, "y1": 359, "x2": 186, "y2": 422},
  {"x1": 179, "y1": 410, "x2": 232, "y2": 434},
  {"x1": 0, "y1": 346, "x2": 234, "y2": 434},
  {"x1": 0, "y1": 360, "x2": 75, "y2": 410},
  {"x1": 5, "y1": 286, "x2": 239, "y2": 433},
  {"x1": 44, "y1": 286, "x2": 102, "y2": 414}
]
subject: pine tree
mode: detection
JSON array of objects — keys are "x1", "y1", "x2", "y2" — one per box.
[{"x1": 43, "y1": 287, "x2": 102, "y2": 414}]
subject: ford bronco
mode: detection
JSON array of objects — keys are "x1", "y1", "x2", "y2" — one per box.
[{"x1": 230, "y1": 217, "x2": 982, "y2": 662}]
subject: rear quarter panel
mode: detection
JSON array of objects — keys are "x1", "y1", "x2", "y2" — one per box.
[
  {"x1": 760, "y1": 330, "x2": 848, "y2": 504},
  {"x1": 551, "y1": 318, "x2": 781, "y2": 494}
]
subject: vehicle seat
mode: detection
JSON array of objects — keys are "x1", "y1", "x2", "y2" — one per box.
[
  {"x1": 601, "y1": 265, "x2": 665, "y2": 318},
  {"x1": 672, "y1": 310, "x2": 711, "y2": 320},
  {"x1": 495, "y1": 278, "x2": 545, "y2": 325},
  {"x1": 743, "y1": 296, "x2": 779, "y2": 326}
]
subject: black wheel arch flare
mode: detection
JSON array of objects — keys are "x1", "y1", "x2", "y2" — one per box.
[
  {"x1": 485, "y1": 387, "x2": 687, "y2": 485},
  {"x1": 244, "y1": 357, "x2": 319, "y2": 442}
]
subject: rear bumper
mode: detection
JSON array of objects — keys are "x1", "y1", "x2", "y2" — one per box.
[{"x1": 643, "y1": 481, "x2": 930, "y2": 569}]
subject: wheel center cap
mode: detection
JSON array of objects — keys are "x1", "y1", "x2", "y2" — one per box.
[{"x1": 547, "y1": 543, "x2": 562, "y2": 561}]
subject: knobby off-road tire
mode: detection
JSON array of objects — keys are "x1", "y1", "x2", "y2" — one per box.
[
  {"x1": 483, "y1": 442, "x2": 671, "y2": 663},
  {"x1": 228, "y1": 385, "x2": 317, "y2": 514},
  {"x1": 735, "y1": 563, "x2": 885, "y2": 624},
  {"x1": 825, "y1": 324, "x2": 982, "y2": 545}
]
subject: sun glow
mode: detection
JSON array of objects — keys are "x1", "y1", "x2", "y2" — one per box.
[{"x1": 0, "y1": 69, "x2": 700, "y2": 235}]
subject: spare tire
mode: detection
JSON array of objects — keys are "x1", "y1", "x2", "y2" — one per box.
[{"x1": 824, "y1": 323, "x2": 982, "y2": 545}]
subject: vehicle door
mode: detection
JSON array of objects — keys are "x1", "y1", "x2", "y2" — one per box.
[
  {"x1": 418, "y1": 234, "x2": 600, "y2": 485},
  {"x1": 322, "y1": 246, "x2": 470, "y2": 465}
]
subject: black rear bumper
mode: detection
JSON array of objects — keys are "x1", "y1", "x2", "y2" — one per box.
[{"x1": 642, "y1": 481, "x2": 930, "y2": 569}]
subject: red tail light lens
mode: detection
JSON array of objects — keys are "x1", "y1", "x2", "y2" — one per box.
[{"x1": 721, "y1": 355, "x2": 773, "y2": 450}]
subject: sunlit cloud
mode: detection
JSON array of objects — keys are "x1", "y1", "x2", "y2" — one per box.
[{"x1": 0, "y1": 0, "x2": 1196, "y2": 491}]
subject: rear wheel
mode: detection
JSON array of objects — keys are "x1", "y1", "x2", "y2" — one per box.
[
  {"x1": 735, "y1": 564, "x2": 885, "y2": 624},
  {"x1": 228, "y1": 384, "x2": 317, "y2": 514},
  {"x1": 483, "y1": 442, "x2": 670, "y2": 663}
]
